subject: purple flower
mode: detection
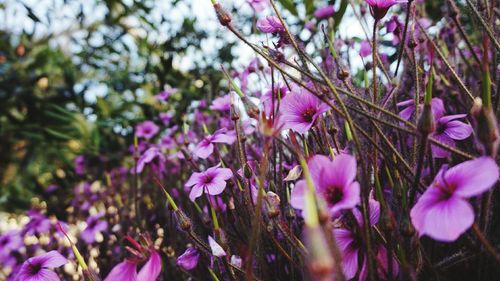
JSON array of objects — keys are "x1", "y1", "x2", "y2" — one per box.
[
  {"x1": 210, "y1": 94, "x2": 232, "y2": 112},
  {"x1": 314, "y1": 5, "x2": 335, "y2": 19},
  {"x1": 193, "y1": 129, "x2": 233, "y2": 159},
  {"x1": 256, "y1": 16, "x2": 284, "y2": 33},
  {"x1": 74, "y1": 155, "x2": 85, "y2": 176},
  {"x1": 431, "y1": 114, "x2": 472, "y2": 158},
  {"x1": 155, "y1": 88, "x2": 177, "y2": 102},
  {"x1": 397, "y1": 97, "x2": 444, "y2": 121},
  {"x1": 136, "y1": 147, "x2": 166, "y2": 173},
  {"x1": 24, "y1": 210, "x2": 51, "y2": 235},
  {"x1": 290, "y1": 154, "x2": 360, "y2": 217},
  {"x1": 177, "y1": 247, "x2": 199, "y2": 270},
  {"x1": 81, "y1": 212, "x2": 108, "y2": 244},
  {"x1": 135, "y1": 121, "x2": 159, "y2": 140},
  {"x1": 334, "y1": 199, "x2": 398, "y2": 280},
  {"x1": 16, "y1": 251, "x2": 68, "y2": 281},
  {"x1": 260, "y1": 85, "x2": 288, "y2": 116},
  {"x1": 279, "y1": 86, "x2": 329, "y2": 134},
  {"x1": 366, "y1": 0, "x2": 407, "y2": 20},
  {"x1": 411, "y1": 157, "x2": 499, "y2": 242},
  {"x1": 359, "y1": 40, "x2": 371, "y2": 58},
  {"x1": 185, "y1": 165, "x2": 233, "y2": 202}
]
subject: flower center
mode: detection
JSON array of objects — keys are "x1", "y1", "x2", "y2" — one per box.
[
  {"x1": 302, "y1": 107, "x2": 316, "y2": 123},
  {"x1": 202, "y1": 175, "x2": 214, "y2": 184},
  {"x1": 28, "y1": 262, "x2": 42, "y2": 275},
  {"x1": 324, "y1": 186, "x2": 343, "y2": 205}
]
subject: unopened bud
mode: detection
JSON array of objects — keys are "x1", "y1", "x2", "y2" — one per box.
[
  {"x1": 471, "y1": 98, "x2": 499, "y2": 157},
  {"x1": 417, "y1": 103, "x2": 435, "y2": 135},
  {"x1": 214, "y1": 3, "x2": 231, "y2": 26},
  {"x1": 174, "y1": 209, "x2": 192, "y2": 231}
]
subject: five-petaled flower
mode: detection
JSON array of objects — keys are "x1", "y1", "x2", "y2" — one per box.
[
  {"x1": 431, "y1": 114, "x2": 472, "y2": 158},
  {"x1": 290, "y1": 154, "x2": 360, "y2": 218},
  {"x1": 279, "y1": 85, "x2": 329, "y2": 134},
  {"x1": 411, "y1": 157, "x2": 499, "y2": 242},
  {"x1": 185, "y1": 165, "x2": 233, "y2": 202},
  {"x1": 193, "y1": 129, "x2": 233, "y2": 159},
  {"x1": 16, "y1": 250, "x2": 68, "y2": 281},
  {"x1": 135, "y1": 121, "x2": 160, "y2": 140}
]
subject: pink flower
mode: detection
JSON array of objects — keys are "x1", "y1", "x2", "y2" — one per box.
[
  {"x1": 104, "y1": 260, "x2": 137, "y2": 281},
  {"x1": 279, "y1": 85, "x2": 329, "y2": 134},
  {"x1": 16, "y1": 251, "x2": 68, "y2": 281},
  {"x1": 365, "y1": 0, "x2": 407, "y2": 20},
  {"x1": 193, "y1": 129, "x2": 233, "y2": 159},
  {"x1": 314, "y1": 5, "x2": 335, "y2": 19},
  {"x1": 185, "y1": 165, "x2": 233, "y2": 201},
  {"x1": 290, "y1": 154, "x2": 360, "y2": 217},
  {"x1": 210, "y1": 94, "x2": 232, "y2": 112},
  {"x1": 136, "y1": 147, "x2": 165, "y2": 173},
  {"x1": 136, "y1": 121, "x2": 159, "y2": 139},
  {"x1": 256, "y1": 16, "x2": 284, "y2": 33},
  {"x1": 411, "y1": 157, "x2": 499, "y2": 242},
  {"x1": 104, "y1": 243, "x2": 162, "y2": 281},
  {"x1": 431, "y1": 114, "x2": 472, "y2": 158},
  {"x1": 334, "y1": 199, "x2": 398, "y2": 280}
]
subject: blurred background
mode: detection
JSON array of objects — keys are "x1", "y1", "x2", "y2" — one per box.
[{"x1": 0, "y1": 0, "x2": 448, "y2": 211}]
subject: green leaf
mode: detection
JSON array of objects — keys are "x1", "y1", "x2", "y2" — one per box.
[
  {"x1": 304, "y1": 0, "x2": 315, "y2": 16},
  {"x1": 278, "y1": 0, "x2": 298, "y2": 16},
  {"x1": 333, "y1": 0, "x2": 349, "y2": 31}
]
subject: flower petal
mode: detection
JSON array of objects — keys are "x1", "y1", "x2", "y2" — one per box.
[
  {"x1": 177, "y1": 247, "x2": 199, "y2": 270},
  {"x1": 104, "y1": 260, "x2": 138, "y2": 281},
  {"x1": 290, "y1": 180, "x2": 306, "y2": 210},
  {"x1": 137, "y1": 250, "x2": 162, "y2": 281},
  {"x1": 208, "y1": 236, "x2": 226, "y2": 257},
  {"x1": 34, "y1": 250, "x2": 68, "y2": 268},
  {"x1": 422, "y1": 196, "x2": 474, "y2": 242},
  {"x1": 189, "y1": 185, "x2": 204, "y2": 202},
  {"x1": 445, "y1": 157, "x2": 499, "y2": 198},
  {"x1": 444, "y1": 120, "x2": 472, "y2": 140}
]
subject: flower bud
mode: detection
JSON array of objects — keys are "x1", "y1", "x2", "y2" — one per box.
[
  {"x1": 214, "y1": 3, "x2": 231, "y2": 27},
  {"x1": 471, "y1": 98, "x2": 499, "y2": 157},
  {"x1": 417, "y1": 103, "x2": 435, "y2": 135},
  {"x1": 174, "y1": 209, "x2": 192, "y2": 231}
]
